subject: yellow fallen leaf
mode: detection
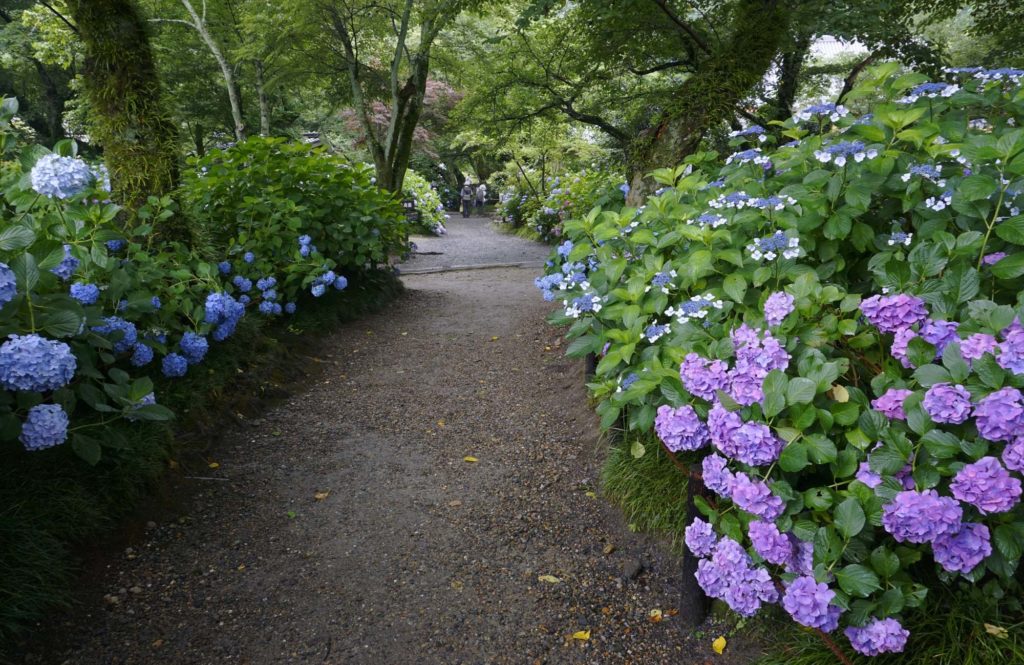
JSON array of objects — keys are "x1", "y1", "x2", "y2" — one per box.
[
  {"x1": 437, "y1": 419, "x2": 445, "y2": 427},
  {"x1": 237, "y1": 563, "x2": 246, "y2": 571},
  {"x1": 572, "y1": 630, "x2": 590, "y2": 641},
  {"x1": 832, "y1": 384, "x2": 850, "y2": 403},
  {"x1": 463, "y1": 456, "x2": 479, "y2": 463},
  {"x1": 985, "y1": 623, "x2": 1009, "y2": 639},
  {"x1": 450, "y1": 580, "x2": 464, "y2": 591},
  {"x1": 208, "y1": 462, "x2": 220, "y2": 469},
  {"x1": 537, "y1": 574, "x2": 561, "y2": 584},
  {"x1": 712, "y1": 636, "x2": 727, "y2": 654},
  {"x1": 585, "y1": 491, "x2": 597, "y2": 498},
  {"x1": 491, "y1": 336, "x2": 499, "y2": 341},
  {"x1": 649, "y1": 608, "x2": 663, "y2": 623},
  {"x1": 314, "y1": 491, "x2": 330, "y2": 501}
]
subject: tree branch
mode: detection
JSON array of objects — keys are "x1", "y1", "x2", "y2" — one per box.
[
  {"x1": 650, "y1": 0, "x2": 711, "y2": 55},
  {"x1": 836, "y1": 50, "x2": 880, "y2": 104},
  {"x1": 39, "y1": 1, "x2": 79, "y2": 34}
]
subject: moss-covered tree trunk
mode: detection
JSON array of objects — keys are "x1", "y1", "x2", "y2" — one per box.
[
  {"x1": 68, "y1": 0, "x2": 179, "y2": 210},
  {"x1": 625, "y1": 0, "x2": 789, "y2": 204}
]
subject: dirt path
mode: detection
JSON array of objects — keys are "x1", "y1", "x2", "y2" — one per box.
[{"x1": 17, "y1": 217, "x2": 747, "y2": 664}]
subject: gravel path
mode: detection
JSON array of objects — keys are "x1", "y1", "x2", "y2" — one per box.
[
  {"x1": 400, "y1": 216, "x2": 549, "y2": 273},
  {"x1": 16, "y1": 216, "x2": 755, "y2": 664}
]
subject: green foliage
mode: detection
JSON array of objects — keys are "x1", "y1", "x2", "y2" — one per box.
[
  {"x1": 402, "y1": 169, "x2": 447, "y2": 235},
  {"x1": 541, "y1": 64, "x2": 1024, "y2": 657},
  {"x1": 497, "y1": 168, "x2": 626, "y2": 241},
  {"x1": 181, "y1": 137, "x2": 409, "y2": 272}
]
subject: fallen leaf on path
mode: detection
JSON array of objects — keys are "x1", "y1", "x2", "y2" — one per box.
[
  {"x1": 237, "y1": 564, "x2": 246, "y2": 571},
  {"x1": 667, "y1": 608, "x2": 679, "y2": 617},
  {"x1": 537, "y1": 575, "x2": 561, "y2": 584},
  {"x1": 712, "y1": 636, "x2": 727, "y2": 654},
  {"x1": 585, "y1": 491, "x2": 596, "y2": 498},
  {"x1": 168, "y1": 459, "x2": 179, "y2": 470},
  {"x1": 207, "y1": 462, "x2": 220, "y2": 469},
  {"x1": 572, "y1": 630, "x2": 590, "y2": 641},
  {"x1": 602, "y1": 543, "x2": 616, "y2": 555},
  {"x1": 448, "y1": 500, "x2": 462, "y2": 507},
  {"x1": 463, "y1": 456, "x2": 479, "y2": 463},
  {"x1": 649, "y1": 609, "x2": 663, "y2": 623},
  {"x1": 450, "y1": 580, "x2": 464, "y2": 591},
  {"x1": 491, "y1": 336, "x2": 499, "y2": 341},
  {"x1": 314, "y1": 491, "x2": 330, "y2": 501},
  {"x1": 437, "y1": 419, "x2": 445, "y2": 427},
  {"x1": 152, "y1": 639, "x2": 164, "y2": 648},
  {"x1": 985, "y1": 623, "x2": 1009, "y2": 638}
]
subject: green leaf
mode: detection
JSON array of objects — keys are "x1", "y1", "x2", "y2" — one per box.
[
  {"x1": 787, "y1": 377, "x2": 817, "y2": 405},
  {"x1": 921, "y1": 430, "x2": 961, "y2": 459},
  {"x1": 913, "y1": 364, "x2": 951, "y2": 387},
  {"x1": 72, "y1": 433, "x2": 102, "y2": 465},
  {"x1": 870, "y1": 546, "x2": 901, "y2": 577},
  {"x1": 995, "y1": 215, "x2": 1024, "y2": 245},
  {"x1": 10, "y1": 252, "x2": 39, "y2": 292},
  {"x1": 805, "y1": 434, "x2": 838, "y2": 464},
  {"x1": 835, "y1": 564, "x2": 882, "y2": 597},
  {"x1": 906, "y1": 337, "x2": 936, "y2": 368},
  {"x1": 994, "y1": 525, "x2": 1023, "y2": 561},
  {"x1": 0, "y1": 224, "x2": 36, "y2": 251},
  {"x1": 992, "y1": 253, "x2": 1024, "y2": 280},
  {"x1": 958, "y1": 174, "x2": 998, "y2": 201},
  {"x1": 974, "y1": 355, "x2": 1005, "y2": 388},
  {"x1": 762, "y1": 370, "x2": 788, "y2": 418},
  {"x1": 835, "y1": 497, "x2": 866, "y2": 539},
  {"x1": 779, "y1": 440, "x2": 809, "y2": 472},
  {"x1": 125, "y1": 404, "x2": 175, "y2": 421},
  {"x1": 630, "y1": 439, "x2": 646, "y2": 459},
  {"x1": 41, "y1": 309, "x2": 85, "y2": 338},
  {"x1": 942, "y1": 343, "x2": 970, "y2": 383},
  {"x1": 723, "y1": 273, "x2": 747, "y2": 303}
]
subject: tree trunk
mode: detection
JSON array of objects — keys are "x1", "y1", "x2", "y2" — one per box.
[
  {"x1": 179, "y1": 0, "x2": 246, "y2": 142},
  {"x1": 773, "y1": 32, "x2": 811, "y2": 121},
  {"x1": 625, "y1": 0, "x2": 789, "y2": 204},
  {"x1": 67, "y1": 0, "x2": 179, "y2": 214},
  {"x1": 254, "y1": 58, "x2": 270, "y2": 136}
]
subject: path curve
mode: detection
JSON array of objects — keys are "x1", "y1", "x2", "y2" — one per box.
[{"x1": 17, "y1": 217, "x2": 737, "y2": 664}]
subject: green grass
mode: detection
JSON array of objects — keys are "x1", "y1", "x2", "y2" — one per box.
[
  {"x1": 492, "y1": 220, "x2": 546, "y2": 243},
  {"x1": 755, "y1": 586, "x2": 1024, "y2": 665},
  {"x1": 600, "y1": 432, "x2": 691, "y2": 553},
  {"x1": 0, "y1": 269, "x2": 403, "y2": 649}
]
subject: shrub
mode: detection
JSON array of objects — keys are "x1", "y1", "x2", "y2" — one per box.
[
  {"x1": 538, "y1": 64, "x2": 1024, "y2": 658},
  {"x1": 500, "y1": 170, "x2": 627, "y2": 241},
  {"x1": 402, "y1": 169, "x2": 448, "y2": 235}
]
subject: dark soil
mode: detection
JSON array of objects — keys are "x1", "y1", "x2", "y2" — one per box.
[{"x1": 12, "y1": 218, "x2": 759, "y2": 664}]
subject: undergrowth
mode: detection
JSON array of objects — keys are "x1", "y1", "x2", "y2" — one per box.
[
  {"x1": 0, "y1": 269, "x2": 403, "y2": 649},
  {"x1": 600, "y1": 432, "x2": 691, "y2": 553}
]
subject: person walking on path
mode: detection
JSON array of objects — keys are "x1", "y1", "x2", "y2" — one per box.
[
  {"x1": 475, "y1": 182, "x2": 488, "y2": 210},
  {"x1": 460, "y1": 181, "x2": 474, "y2": 218}
]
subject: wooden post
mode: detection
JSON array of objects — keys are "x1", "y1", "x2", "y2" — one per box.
[{"x1": 679, "y1": 471, "x2": 710, "y2": 626}]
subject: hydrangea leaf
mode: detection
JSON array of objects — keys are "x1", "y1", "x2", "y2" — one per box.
[{"x1": 836, "y1": 564, "x2": 882, "y2": 597}]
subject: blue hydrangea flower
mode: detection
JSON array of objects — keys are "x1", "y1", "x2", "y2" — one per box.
[
  {"x1": 92, "y1": 316, "x2": 138, "y2": 354},
  {"x1": 218, "y1": 261, "x2": 232, "y2": 275},
  {"x1": 299, "y1": 245, "x2": 312, "y2": 258},
  {"x1": 259, "y1": 300, "x2": 276, "y2": 315},
  {"x1": 116, "y1": 299, "x2": 128, "y2": 312},
  {"x1": 256, "y1": 277, "x2": 277, "y2": 292},
  {"x1": 238, "y1": 295, "x2": 251, "y2": 305},
  {"x1": 126, "y1": 392, "x2": 157, "y2": 422},
  {"x1": 0, "y1": 263, "x2": 16, "y2": 309},
  {"x1": 69, "y1": 282, "x2": 100, "y2": 305},
  {"x1": 319, "y1": 270, "x2": 337, "y2": 286},
  {"x1": 262, "y1": 289, "x2": 278, "y2": 301},
  {"x1": 312, "y1": 283, "x2": 326, "y2": 298},
  {"x1": 179, "y1": 332, "x2": 208, "y2": 365},
  {"x1": 243, "y1": 251, "x2": 255, "y2": 264},
  {"x1": 130, "y1": 343, "x2": 154, "y2": 367},
  {"x1": 556, "y1": 240, "x2": 573, "y2": 258},
  {"x1": 232, "y1": 276, "x2": 252, "y2": 292},
  {"x1": 0, "y1": 334, "x2": 77, "y2": 392},
  {"x1": 298, "y1": 234, "x2": 312, "y2": 246},
  {"x1": 105, "y1": 239, "x2": 126, "y2": 252},
  {"x1": 284, "y1": 302, "x2": 296, "y2": 314},
  {"x1": 50, "y1": 245, "x2": 80, "y2": 281},
  {"x1": 20, "y1": 403, "x2": 69, "y2": 450},
  {"x1": 794, "y1": 102, "x2": 848, "y2": 122},
  {"x1": 333, "y1": 276, "x2": 348, "y2": 290},
  {"x1": 151, "y1": 296, "x2": 162, "y2": 310},
  {"x1": 30, "y1": 154, "x2": 95, "y2": 199},
  {"x1": 162, "y1": 353, "x2": 188, "y2": 378}
]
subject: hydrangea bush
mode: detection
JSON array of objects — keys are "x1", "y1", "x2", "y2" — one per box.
[
  {"x1": 402, "y1": 169, "x2": 449, "y2": 235},
  {"x1": 538, "y1": 64, "x2": 1024, "y2": 657},
  {"x1": 498, "y1": 169, "x2": 626, "y2": 241},
  {"x1": 0, "y1": 98, "x2": 407, "y2": 464}
]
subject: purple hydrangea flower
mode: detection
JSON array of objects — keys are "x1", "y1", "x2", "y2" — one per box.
[
  {"x1": 1003, "y1": 437, "x2": 1024, "y2": 472},
  {"x1": 922, "y1": 383, "x2": 972, "y2": 424},
  {"x1": 860, "y1": 293, "x2": 928, "y2": 332},
  {"x1": 782, "y1": 576, "x2": 843, "y2": 631},
  {"x1": 983, "y1": 252, "x2": 1007, "y2": 265},
  {"x1": 695, "y1": 538, "x2": 778, "y2": 617},
  {"x1": 845, "y1": 618, "x2": 910, "y2": 656},
  {"x1": 921, "y1": 319, "x2": 959, "y2": 357},
  {"x1": 882, "y1": 490, "x2": 962, "y2": 543},
  {"x1": 654, "y1": 404, "x2": 710, "y2": 452},
  {"x1": 708, "y1": 402, "x2": 742, "y2": 448},
  {"x1": 855, "y1": 461, "x2": 882, "y2": 488},
  {"x1": 998, "y1": 328, "x2": 1024, "y2": 374},
  {"x1": 731, "y1": 473, "x2": 785, "y2": 520},
  {"x1": 932, "y1": 522, "x2": 992, "y2": 574},
  {"x1": 786, "y1": 540, "x2": 815, "y2": 576},
  {"x1": 890, "y1": 327, "x2": 917, "y2": 369},
  {"x1": 974, "y1": 387, "x2": 1024, "y2": 442},
  {"x1": 717, "y1": 421, "x2": 783, "y2": 466},
  {"x1": 748, "y1": 520, "x2": 793, "y2": 565},
  {"x1": 702, "y1": 453, "x2": 734, "y2": 498},
  {"x1": 684, "y1": 517, "x2": 717, "y2": 557},
  {"x1": 961, "y1": 333, "x2": 998, "y2": 363},
  {"x1": 679, "y1": 353, "x2": 729, "y2": 401},
  {"x1": 871, "y1": 388, "x2": 912, "y2": 420},
  {"x1": 763, "y1": 291, "x2": 795, "y2": 326},
  {"x1": 950, "y1": 456, "x2": 1021, "y2": 514}
]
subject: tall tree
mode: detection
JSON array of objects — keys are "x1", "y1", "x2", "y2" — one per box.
[
  {"x1": 66, "y1": 0, "x2": 179, "y2": 210},
  {"x1": 299, "y1": 0, "x2": 473, "y2": 193}
]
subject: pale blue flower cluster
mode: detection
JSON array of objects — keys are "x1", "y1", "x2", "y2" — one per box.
[
  {"x1": 0, "y1": 263, "x2": 17, "y2": 308},
  {"x1": 0, "y1": 334, "x2": 76, "y2": 392},
  {"x1": 30, "y1": 154, "x2": 95, "y2": 199},
  {"x1": 20, "y1": 403, "x2": 69, "y2": 450}
]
